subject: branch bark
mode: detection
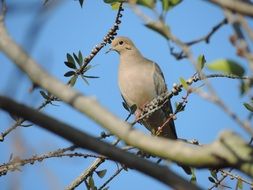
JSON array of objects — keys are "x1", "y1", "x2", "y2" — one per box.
[
  {"x1": 0, "y1": 9, "x2": 252, "y2": 178},
  {"x1": 0, "y1": 95, "x2": 200, "y2": 190},
  {"x1": 207, "y1": 0, "x2": 253, "y2": 18}
]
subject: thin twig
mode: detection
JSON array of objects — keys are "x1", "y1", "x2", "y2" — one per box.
[
  {"x1": 133, "y1": 73, "x2": 251, "y2": 126},
  {"x1": 237, "y1": 14, "x2": 253, "y2": 42},
  {"x1": 0, "y1": 2, "x2": 124, "y2": 142},
  {"x1": 185, "y1": 18, "x2": 228, "y2": 46},
  {"x1": 225, "y1": 10, "x2": 253, "y2": 73},
  {"x1": 0, "y1": 97, "x2": 54, "y2": 141},
  {"x1": 65, "y1": 4, "x2": 126, "y2": 189},
  {"x1": 66, "y1": 158, "x2": 106, "y2": 190},
  {"x1": 220, "y1": 170, "x2": 253, "y2": 186},
  {"x1": 209, "y1": 137, "x2": 253, "y2": 189},
  {"x1": 65, "y1": 136, "x2": 122, "y2": 190},
  {"x1": 78, "y1": 2, "x2": 124, "y2": 75},
  {"x1": 207, "y1": 0, "x2": 253, "y2": 18},
  {"x1": 0, "y1": 145, "x2": 77, "y2": 176}
]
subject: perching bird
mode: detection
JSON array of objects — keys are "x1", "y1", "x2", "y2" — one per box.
[{"x1": 108, "y1": 36, "x2": 191, "y2": 175}]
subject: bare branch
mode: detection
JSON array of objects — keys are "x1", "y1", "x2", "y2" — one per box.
[
  {"x1": 130, "y1": 6, "x2": 253, "y2": 136},
  {"x1": 0, "y1": 3, "x2": 124, "y2": 142},
  {"x1": 0, "y1": 145, "x2": 77, "y2": 176},
  {"x1": 66, "y1": 158, "x2": 105, "y2": 190},
  {"x1": 77, "y1": 3, "x2": 124, "y2": 75},
  {"x1": 185, "y1": 18, "x2": 228, "y2": 46},
  {"x1": 0, "y1": 18, "x2": 252, "y2": 176},
  {"x1": 224, "y1": 10, "x2": 253, "y2": 73},
  {"x1": 0, "y1": 98, "x2": 54, "y2": 142},
  {"x1": 66, "y1": 137, "x2": 121, "y2": 189},
  {"x1": 0, "y1": 4, "x2": 252, "y2": 186},
  {"x1": 0, "y1": 95, "x2": 201, "y2": 190},
  {"x1": 220, "y1": 169, "x2": 253, "y2": 186},
  {"x1": 136, "y1": 74, "x2": 253, "y2": 137},
  {"x1": 207, "y1": 0, "x2": 253, "y2": 18}
]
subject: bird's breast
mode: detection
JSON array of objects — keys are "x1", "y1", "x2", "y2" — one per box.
[{"x1": 118, "y1": 63, "x2": 156, "y2": 108}]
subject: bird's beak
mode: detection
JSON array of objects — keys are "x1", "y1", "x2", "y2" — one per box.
[{"x1": 105, "y1": 48, "x2": 113, "y2": 54}]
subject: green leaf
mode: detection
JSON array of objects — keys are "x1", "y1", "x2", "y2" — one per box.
[
  {"x1": 64, "y1": 62, "x2": 75, "y2": 69},
  {"x1": 240, "y1": 80, "x2": 253, "y2": 95},
  {"x1": 161, "y1": 0, "x2": 182, "y2": 11},
  {"x1": 207, "y1": 59, "x2": 245, "y2": 77},
  {"x1": 66, "y1": 53, "x2": 76, "y2": 69},
  {"x1": 78, "y1": 51, "x2": 83, "y2": 66},
  {"x1": 64, "y1": 71, "x2": 76, "y2": 77},
  {"x1": 243, "y1": 103, "x2": 253, "y2": 112},
  {"x1": 175, "y1": 102, "x2": 185, "y2": 113},
  {"x1": 210, "y1": 170, "x2": 218, "y2": 181},
  {"x1": 137, "y1": 0, "x2": 156, "y2": 9},
  {"x1": 103, "y1": 0, "x2": 122, "y2": 3},
  {"x1": 40, "y1": 90, "x2": 49, "y2": 99},
  {"x1": 81, "y1": 75, "x2": 89, "y2": 85},
  {"x1": 96, "y1": 169, "x2": 107, "y2": 178},
  {"x1": 122, "y1": 101, "x2": 130, "y2": 111},
  {"x1": 103, "y1": 0, "x2": 124, "y2": 9},
  {"x1": 67, "y1": 53, "x2": 74, "y2": 64},
  {"x1": 69, "y1": 75, "x2": 78, "y2": 87},
  {"x1": 111, "y1": 2, "x2": 121, "y2": 9},
  {"x1": 130, "y1": 104, "x2": 137, "y2": 114},
  {"x1": 236, "y1": 178, "x2": 243, "y2": 190},
  {"x1": 161, "y1": 0, "x2": 169, "y2": 11},
  {"x1": 180, "y1": 77, "x2": 188, "y2": 90},
  {"x1": 190, "y1": 169, "x2": 196, "y2": 184},
  {"x1": 82, "y1": 65, "x2": 93, "y2": 73},
  {"x1": 73, "y1": 53, "x2": 79, "y2": 65},
  {"x1": 208, "y1": 176, "x2": 216, "y2": 183},
  {"x1": 197, "y1": 54, "x2": 206, "y2": 71},
  {"x1": 145, "y1": 21, "x2": 170, "y2": 40},
  {"x1": 78, "y1": 0, "x2": 84, "y2": 7},
  {"x1": 83, "y1": 75, "x2": 99, "y2": 79},
  {"x1": 88, "y1": 176, "x2": 95, "y2": 189}
]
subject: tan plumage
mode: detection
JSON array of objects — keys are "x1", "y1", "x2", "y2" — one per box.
[{"x1": 110, "y1": 36, "x2": 191, "y2": 174}]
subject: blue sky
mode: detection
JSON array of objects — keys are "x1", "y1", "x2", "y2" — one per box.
[{"x1": 0, "y1": 0, "x2": 252, "y2": 189}]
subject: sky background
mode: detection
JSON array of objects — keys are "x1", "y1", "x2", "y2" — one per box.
[{"x1": 0, "y1": 0, "x2": 252, "y2": 189}]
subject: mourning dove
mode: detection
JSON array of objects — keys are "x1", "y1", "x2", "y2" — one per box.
[{"x1": 109, "y1": 36, "x2": 191, "y2": 175}]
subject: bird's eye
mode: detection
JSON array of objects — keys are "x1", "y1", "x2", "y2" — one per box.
[{"x1": 119, "y1": 41, "x2": 124, "y2": 45}]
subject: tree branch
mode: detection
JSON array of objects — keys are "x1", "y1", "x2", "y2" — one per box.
[
  {"x1": 0, "y1": 97, "x2": 54, "y2": 142},
  {"x1": 0, "y1": 95, "x2": 201, "y2": 190},
  {"x1": 185, "y1": 18, "x2": 228, "y2": 46},
  {"x1": 77, "y1": 2, "x2": 124, "y2": 75},
  {"x1": 66, "y1": 138, "x2": 121, "y2": 189},
  {"x1": 66, "y1": 158, "x2": 105, "y2": 190},
  {"x1": 0, "y1": 17, "x2": 253, "y2": 177},
  {"x1": 206, "y1": 0, "x2": 253, "y2": 18},
  {"x1": 0, "y1": 145, "x2": 79, "y2": 176}
]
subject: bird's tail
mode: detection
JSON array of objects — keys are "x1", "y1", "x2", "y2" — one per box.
[{"x1": 141, "y1": 100, "x2": 192, "y2": 175}]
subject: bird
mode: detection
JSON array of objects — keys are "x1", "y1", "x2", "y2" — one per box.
[{"x1": 108, "y1": 36, "x2": 191, "y2": 175}]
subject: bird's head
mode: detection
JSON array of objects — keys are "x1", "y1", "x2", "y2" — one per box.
[{"x1": 106, "y1": 36, "x2": 136, "y2": 54}]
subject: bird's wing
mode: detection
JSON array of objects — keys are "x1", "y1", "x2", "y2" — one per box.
[
  {"x1": 152, "y1": 62, "x2": 167, "y2": 95},
  {"x1": 143, "y1": 61, "x2": 178, "y2": 139}
]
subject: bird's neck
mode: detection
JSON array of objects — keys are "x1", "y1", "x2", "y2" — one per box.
[{"x1": 120, "y1": 48, "x2": 144, "y2": 65}]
